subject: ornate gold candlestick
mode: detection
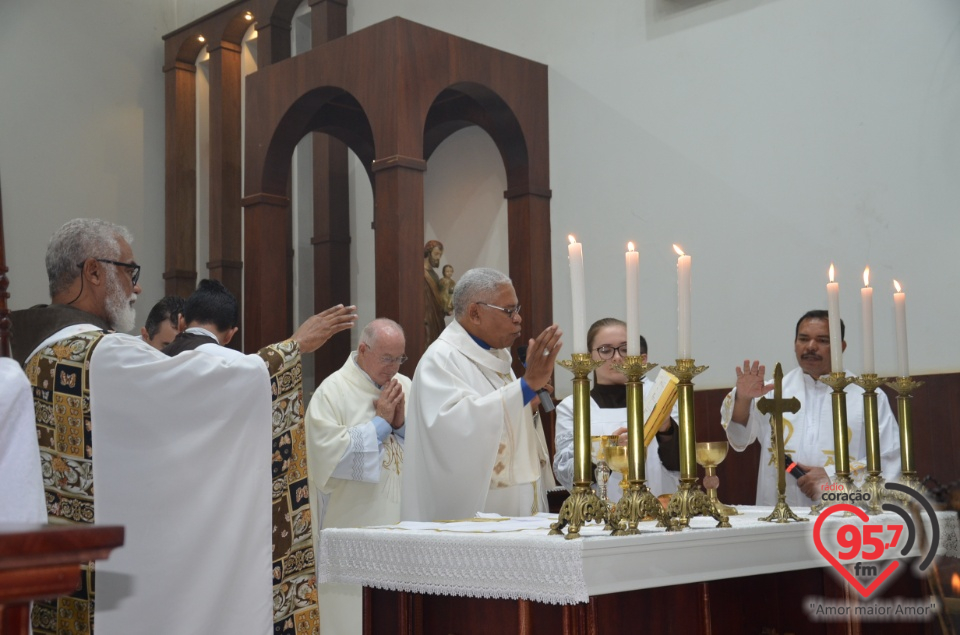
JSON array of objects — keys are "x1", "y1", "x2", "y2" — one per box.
[
  {"x1": 811, "y1": 371, "x2": 857, "y2": 515},
  {"x1": 757, "y1": 363, "x2": 806, "y2": 523},
  {"x1": 854, "y1": 373, "x2": 890, "y2": 514},
  {"x1": 550, "y1": 353, "x2": 606, "y2": 539},
  {"x1": 660, "y1": 359, "x2": 730, "y2": 531},
  {"x1": 887, "y1": 376, "x2": 924, "y2": 493},
  {"x1": 608, "y1": 356, "x2": 664, "y2": 534}
]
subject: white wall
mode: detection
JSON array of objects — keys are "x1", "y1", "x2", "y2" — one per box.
[{"x1": 2, "y1": 0, "x2": 958, "y2": 391}]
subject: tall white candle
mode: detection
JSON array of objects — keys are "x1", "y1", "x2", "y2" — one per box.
[
  {"x1": 674, "y1": 244, "x2": 692, "y2": 359},
  {"x1": 826, "y1": 263, "x2": 843, "y2": 373},
  {"x1": 625, "y1": 242, "x2": 640, "y2": 356},
  {"x1": 568, "y1": 235, "x2": 588, "y2": 354},
  {"x1": 893, "y1": 280, "x2": 909, "y2": 377},
  {"x1": 860, "y1": 267, "x2": 875, "y2": 374}
]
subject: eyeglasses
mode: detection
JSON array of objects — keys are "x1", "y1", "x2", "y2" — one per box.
[
  {"x1": 476, "y1": 302, "x2": 521, "y2": 319},
  {"x1": 593, "y1": 344, "x2": 632, "y2": 360},
  {"x1": 78, "y1": 258, "x2": 141, "y2": 285},
  {"x1": 379, "y1": 355, "x2": 408, "y2": 366}
]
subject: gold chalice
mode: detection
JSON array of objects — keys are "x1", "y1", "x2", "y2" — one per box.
[
  {"x1": 591, "y1": 435, "x2": 618, "y2": 503},
  {"x1": 603, "y1": 444, "x2": 630, "y2": 492},
  {"x1": 695, "y1": 441, "x2": 739, "y2": 516}
]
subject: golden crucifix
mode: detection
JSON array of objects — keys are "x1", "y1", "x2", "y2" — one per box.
[{"x1": 757, "y1": 363, "x2": 807, "y2": 523}]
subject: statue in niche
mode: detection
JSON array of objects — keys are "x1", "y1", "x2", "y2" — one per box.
[{"x1": 423, "y1": 240, "x2": 450, "y2": 350}]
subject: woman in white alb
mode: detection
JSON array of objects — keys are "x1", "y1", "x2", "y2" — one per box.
[{"x1": 553, "y1": 318, "x2": 680, "y2": 501}]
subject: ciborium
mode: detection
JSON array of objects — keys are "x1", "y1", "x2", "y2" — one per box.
[{"x1": 695, "y1": 441, "x2": 738, "y2": 516}]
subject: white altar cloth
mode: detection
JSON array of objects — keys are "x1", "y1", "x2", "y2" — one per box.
[{"x1": 317, "y1": 507, "x2": 959, "y2": 606}]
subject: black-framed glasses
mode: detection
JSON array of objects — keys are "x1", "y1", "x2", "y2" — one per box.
[
  {"x1": 379, "y1": 355, "x2": 408, "y2": 366},
  {"x1": 593, "y1": 344, "x2": 629, "y2": 360},
  {"x1": 476, "y1": 302, "x2": 521, "y2": 319},
  {"x1": 78, "y1": 259, "x2": 141, "y2": 285}
]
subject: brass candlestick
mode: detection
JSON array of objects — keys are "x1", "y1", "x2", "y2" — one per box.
[
  {"x1": 660, "y1": 359, "x2": 730, "y2": 531},
  {"x1": 887, "y1": 376, "x2": 924, "y2": 494},
  {"x1": 811, "y1": 371, "x2": 857, "y2": 515},
  {"x1": 854, "y1": 373, "x2": 890, "y2": 514},
  {"x1": 757, "y1": 363, "x2": 806, "y2": 523},
  {"x1": 550, "y1": 353, "x2": 606, "y2": 539},
  {"x1": 608, "y1": 356, "x2": 664, "y2": 534}
]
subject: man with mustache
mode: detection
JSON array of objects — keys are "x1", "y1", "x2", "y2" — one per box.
[
  {"x1": 720, "y1": 310, "x2": 901, "y2": 506},
  {"x1": 402, "y1": 267, "x2": 561, "y2": 520}
]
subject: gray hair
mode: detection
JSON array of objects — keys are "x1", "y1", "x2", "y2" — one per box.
[
  {"x1": 359, "y1": 317, "x2": 404, "y2": 348},
  {"x1": 453, "y1": 268, "x2": 512, "y2": 319},
  {"x1": 45, "y1": 218, "x2": 133, "y2": 298}
]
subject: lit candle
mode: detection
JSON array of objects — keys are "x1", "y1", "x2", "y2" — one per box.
[
  {"x1": 625, "y1": 242, "x2": 640, "y2": 356},
  {"x1": 826, "y1": 263, "x2": 843, "y2": 373},
  {"x1": 674, "y1": 244, "x2": 692, "y2": 359},
  {"x1": 893, "y1": 280, "x2": 909, "y2": 377},
  {"x1": 860, "y1": 267, "x2": 874, "y2": 374},
  {"x1": 568, "y1": 235, "x2": 588, "y2": 354}
]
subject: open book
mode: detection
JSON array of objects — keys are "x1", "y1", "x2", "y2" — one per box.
[{"x1": 643, "y1": 369, "x2": 680, "y2": 447}]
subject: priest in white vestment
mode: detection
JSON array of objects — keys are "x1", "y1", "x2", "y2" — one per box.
[
  {"x1": 305, "y1": 318, "x2": 410, "y2": 635},
  {"x1": 721, "y1": 310, "x2": 900, "y2": 507},
  {"x1": 401, "y1": 268, "x2": 561, "y2": 521}
]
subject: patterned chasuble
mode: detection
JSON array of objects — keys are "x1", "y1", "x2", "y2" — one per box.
[
  {"x1": 27, "y1": 331, "x2": 104, "y2": 635},
  {"x1": 27, "y1": 334, "x2": 320, "y2": 635},
  {"x1": 259, "y1": 341, "x2": 320, "y2": 635}
]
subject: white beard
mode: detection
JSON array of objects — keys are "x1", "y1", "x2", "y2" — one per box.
[{"x1": 105, "y1": 268, "x2": 137, "y2": 333}]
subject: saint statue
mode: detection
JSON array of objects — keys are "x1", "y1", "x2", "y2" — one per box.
[
  {"x1": 423, "y1": 240, "x2": 449, "y2": 350},
  {"x1": 439, "y1": 264, "x2": 456, "y2": 315}
]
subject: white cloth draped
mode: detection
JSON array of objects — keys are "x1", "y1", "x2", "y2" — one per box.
[
  {"x1": 0, "y1": 357, "x2": 46, "y2": 523},
  {"x1": 401, "y1": 320, "x2": 552, "y2": 521},
  {"x1": 720, "y1": 366, "x2": 901, "y2": 506},
  {"x1": 90, "y1": 334, "x2": 273, "y2": 635}
]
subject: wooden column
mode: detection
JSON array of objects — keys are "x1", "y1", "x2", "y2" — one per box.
[
  {"x1": 207, "y1": 38, "x2": 245, "y2": 348},
  {"x1": 242, "y1": 193, "x2": 293, "y2": 350},
  {"x1": 506, "y1": 187, "x2": 552, "y2": 364},
  {"x1": 371, "y1": 156, "x2": 426, "y2": 376},
  {"x1": 255, "y1": 17, "x2": 291, "y2": 67},
  {"x1": 163, "y1": 60, "x2": 199, "y2": 297},
  {"x1": 310, "y1": 0, "x2": 351, "y2": 381}
]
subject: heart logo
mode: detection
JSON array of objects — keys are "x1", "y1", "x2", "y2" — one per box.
[{"x1": 813, "y1": 503, "x2": 900, "y2": 598}]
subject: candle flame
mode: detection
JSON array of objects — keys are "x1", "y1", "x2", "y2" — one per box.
[
  {"x1": 568, "y1": 234, "x2": 577, "y2": 245},
  {"x1": 828, "y1": 263, "x2": 835, "y2": 283},
  {"x1": 673, "y1": 244, "x2": 685, "y2": 257},
  {"x1": 863, "y1": 267, "x2": 870, "y2": 287},
  {"x1": 951, "y1": 572, "x2": 960, "y2": 595},
  {"x1": 627, "y1": 241, "x2": 635, "y2": 252},
  {"x1": 894, "y1": 279, "x2": 902, "y2": 293}
]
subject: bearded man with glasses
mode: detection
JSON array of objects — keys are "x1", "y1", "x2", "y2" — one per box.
[
  {"x1": 402, "y1": 267, "x2": 562, "y2": 522},
  {"x1": 303, "y1": 317, "x2": 411, "y2": 635}
]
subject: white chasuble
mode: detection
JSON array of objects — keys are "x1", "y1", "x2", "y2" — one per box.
[
  {"x1": 0, "y1": 357, "x2": 46, "y2": 523},
  {"x1": 401, "y1": 320, "x2": 552, "y2": 521},
  {"x1": 90, "y1": 334, "x2": 284, "y2": 635},
  {"x1": 720, "y1": 366, "x2": 901, "y2": 507}
]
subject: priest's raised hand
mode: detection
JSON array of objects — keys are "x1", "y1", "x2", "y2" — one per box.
[
  {"x1": 522, "y1": 324, "x2": 563, "y2": 392},
  {"x1": 290, "y1": 304, "x2": 358, "y2": 353}
]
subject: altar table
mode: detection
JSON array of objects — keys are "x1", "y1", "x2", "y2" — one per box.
[{"x1": 318, "y1": 507, "x2": 958, "y2": 635}]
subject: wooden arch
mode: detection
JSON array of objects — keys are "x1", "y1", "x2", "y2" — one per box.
[{"x1": 243, "y1": 16, "x2": 552, "y2": 371}]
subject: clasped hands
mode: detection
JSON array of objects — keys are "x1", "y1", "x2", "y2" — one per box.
[{"x1": 373, "y1": 378, "x2": 405, "y2": 429}]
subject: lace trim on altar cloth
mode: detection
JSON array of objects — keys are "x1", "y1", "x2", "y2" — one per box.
[{"x1": 317, "y1": 509, "x2": 960, "y2": 606}]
